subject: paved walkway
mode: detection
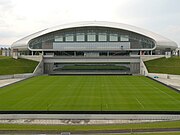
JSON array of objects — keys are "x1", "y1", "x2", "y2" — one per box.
[
  {"x1": 155, "y1": 78, "x2": 180, "y2": 91},
  {"x1": 0, "y1": 78, "x2": 24, "y2": 88}
]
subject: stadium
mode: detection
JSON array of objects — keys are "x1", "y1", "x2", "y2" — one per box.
[
  {"x1": 3, "y1": 21, "x2": 179, "y2": 112},
  {"x1": 11, "y1": 21, "x2": 178, "y2": 75},
  {"x1": 0, "y1": 21, "x2": 180, "y2": 134}
]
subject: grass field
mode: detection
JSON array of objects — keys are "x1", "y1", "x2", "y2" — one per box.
[
  {"x1": 145, "y1": 57, "x2": 180, "y2": 75},
  {"x1": 0, "y1": 76, "x2": 179, "y2": 111},
  {"x1": 0, "y1": 56, "x2": 38, "y2": 75}
]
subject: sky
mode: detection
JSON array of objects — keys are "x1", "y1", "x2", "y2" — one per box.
[{"x1": 0, "y1": 0, "x2": 180, "y2": 47}]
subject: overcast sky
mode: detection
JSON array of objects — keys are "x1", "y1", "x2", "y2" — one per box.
[{"x1": 0, "y1": 0, "x2": 180, "y2": 46}]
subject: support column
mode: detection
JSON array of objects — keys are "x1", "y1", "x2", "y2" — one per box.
[{"x1": 140, "y1": 51, "x2": 142, "y2": 55}]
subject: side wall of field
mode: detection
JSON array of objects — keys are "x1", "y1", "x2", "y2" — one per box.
[{"x1": 140, "y1": 56, "x2": 180, "y2": 80}]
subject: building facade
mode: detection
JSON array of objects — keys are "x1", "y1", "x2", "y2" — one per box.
[{"x1": 11, "y1": 21, "x2": 178, "y2": 74}]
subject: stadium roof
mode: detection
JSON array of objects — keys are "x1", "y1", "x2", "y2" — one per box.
[{"x1": 12, "y1": 21, "x2": 178, "y2": 49}]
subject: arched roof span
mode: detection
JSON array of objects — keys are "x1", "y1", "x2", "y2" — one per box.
[{"x1": 12, "y1": 21, "x2": 178, "y2": 50}]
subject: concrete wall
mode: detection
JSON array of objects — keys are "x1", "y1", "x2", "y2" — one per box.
[
  {"x1": 0, "y1": 55, "x2": 43, "y2": 79},
  {"x1": 33, "y1": 59, "x2": 44, "y2": 76},
  {"x1": 140, "y1": 59, "x2": 180, "y2": 80},
  {"x1": 130, "y1": 63, "x2": 140, "y2": 74},
  {"x1": 0, "y1": 58, "x2": 43, "y2": 79},
  {"x1": 140, "y1": 55, "x2": 164, "y2": 61},
  {"x1": 147, "y1": 73, "x2": 180, "y2": 80},
  {"x1": 44, "y1": 63, "x2": 54, "y2": 74},
  {"x1": 148, "y1": 73, "x2": 168, "y2": 79},
  {"x1": 0, "y1": 75, "x2": 14, "y2": 80},
  {"x1": 0, "y1": 114, "x2": 179, "y2": 120},
  {"x1": 140, "y1": 59, "x2": 149, "y2": 76},
  {"x1": 168, "y1": 75, "x2": 180, "y2": 80},
  {"x1": 0, "y1": 63, "x2": 44, "y2": 79},
  {"x1": 0, "y1": 73, "x2": 33, "y2": 80},
  {"x1": 18, "y1": 55, "x2": 42, "y2": 62}
]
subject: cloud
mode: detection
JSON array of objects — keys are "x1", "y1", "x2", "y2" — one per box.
[
  {"x1": 0, "y1": 0, "x2": 13, "y2": 10},
  {"x1": 0, "y1": 0, "x2": 14, "y2": 19},
  {"x1": 160, "y1": 25, "x2": 180, "y2": 45},
  {"x1": 0, "y1": 0, "x2": 180, "y2": 46}
]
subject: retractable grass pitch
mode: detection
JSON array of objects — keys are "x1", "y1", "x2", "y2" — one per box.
[{"x1": 0, "y1": 76, "x2": 179, "y2": 111}]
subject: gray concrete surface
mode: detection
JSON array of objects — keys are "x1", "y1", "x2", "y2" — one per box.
[
  {"x1": 155, "y1": 78, "x2": 180, "y2": 91},
  {"x1": 0, "y1": 78, "x2": 24, "y2": 88},
  {"x1": 0, "y1": 119, "x2": 164, "y2": 125},
  {"x1": 0, "y1": 114, "x2": 179, "y2": 120}
]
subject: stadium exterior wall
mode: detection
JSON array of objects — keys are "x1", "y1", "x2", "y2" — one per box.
[
  {"x1": 11, "y1": 21, "x2": 178, "y2": 74},
  {"x1": 11, "y1": 21, "x2": 178, "y2": 52}
]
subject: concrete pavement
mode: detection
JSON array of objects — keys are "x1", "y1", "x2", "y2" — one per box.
[
  {"x1": 155, "y1": 78, "x2": 180, "y2": 91},
  {"x1": 0, "y1": 78, "x2": 24, "y2": 88}
]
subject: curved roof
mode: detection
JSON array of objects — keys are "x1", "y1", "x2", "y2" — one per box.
[{"x1": 12, "y1": 21, "x2": 178, "y2": 50}]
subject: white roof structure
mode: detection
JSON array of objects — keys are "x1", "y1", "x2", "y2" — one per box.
[{"x1": 12, "y1": 21, "x2": 178, "y2": 50}]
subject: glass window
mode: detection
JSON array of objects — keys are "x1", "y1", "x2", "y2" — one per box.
[
  {"x1": 65, "y1": 34, "x2": 74, "y2": 42},
  {"x1": 54, "y1": 36, "x2": 63, "y2": 42},
  {"x1": 76, "y1": 33, "x2": 85, "y2": 41},
  {"x1": 98, "y1": 33, "x2": 107, "y2": 41},
  {"x1": 87, "y1": 33, "x2": 96, "y2": 41},
  {"x1": 121, "y1": 35, "x2": 129, "y2": 41},
  {"x1": 109, "y1": 34, "x2": 118, "y2": 41},
  {"x1": 30, "y1": 43, "x2": 42, "y2": 49}
]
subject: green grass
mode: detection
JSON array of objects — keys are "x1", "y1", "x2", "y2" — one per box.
[
  {"x1": 0, "y1": 56, "x2": 38, "y2": 75},
  {"x1": 145, "y1": 57, "x2": 180, "y2": 75},
  {"x1": 0, "y1": 76, "x2": 179, "y2": 111},
  {"x1": 0, "y1": 120, "x2": 179, "y2": 132},
  {"x1": 108, "y1": 133, "x2": 180, "y2": 135}
]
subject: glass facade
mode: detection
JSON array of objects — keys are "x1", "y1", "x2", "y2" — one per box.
[
  {"x1": 87, "y1": 33, "x2": 96, "y2": 41},
  {"x1": 98, "y1": 33, "x2": 107, "y2": 41},
  {"x1": 109, "y1": 34, "x2": 118, "y2": 41},
  {"x1": 121, "y1": 35, "x2": 129, "y2": 41},
  {"x1": 29, "y1": 27, "x2": 155, "y2": 50},
  {"x1": 65, "y1": 34, "x2": 74, "y2": 42},
  {"x1": 55, "y1": 36, "x2": 63, "y2": 42},
  {"x1": 76, "y1": 33, "x2": 85, "y2": 41}
]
